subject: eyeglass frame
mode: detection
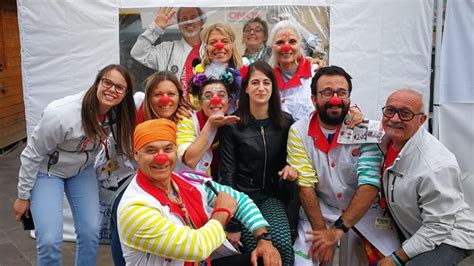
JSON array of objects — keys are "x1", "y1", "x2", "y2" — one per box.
[
  {"x1": 100, "y1": 78, "x2": 127, "y2": 94},
  {"x1": 317, "y1": 88, "x2": 350, "y2": 100},
  {"x1": 243, "y1": 27, "x2": 264, "y2": 34},
  {"x1": 382, "y1": 106, "x2": 424, "y2": 121}
]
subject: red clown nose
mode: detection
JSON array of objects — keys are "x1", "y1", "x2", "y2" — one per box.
[
  {"x1": 155, "y1": 154, "x2": 168, "y2": 164},
  {"x1": 214, "y1": 41, "x2": 224, "y2": 50},
  {"x1": 210, "y1": 96, "x2": 222, "y2": 105},
  {"x1": 281, "y1": 44, "x2": 292, "y2": 53},
  {"x1": 159, "y1": 95, "x2": 171, "y2": 105},
  {"x1": 329, "y1": 95, "x2": 342, "y2": 106}
]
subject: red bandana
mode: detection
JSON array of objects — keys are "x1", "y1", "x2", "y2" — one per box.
[
  {"x1": 135, "y1": 103, "x2": 146, "y2": 125},
  {"x1": 307, "y1": 113, "x2": 342, "y2": 154},
  {"x1": 136, "y1": 170, "x2": 209, "y2": 228},
  {"x1": 274, "y1": 56, "x2": 312, "y2": 91}
]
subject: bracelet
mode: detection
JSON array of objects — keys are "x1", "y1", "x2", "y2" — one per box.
[
  {"x1": 350, "y1": 104, "x2": 361, "y2": 112},
  {"x1": 211, "y1": 208, "x2": 232, "y2": 224},
  {"x1": 391, "y1": 253, "x2": 403, "y2": 266}
]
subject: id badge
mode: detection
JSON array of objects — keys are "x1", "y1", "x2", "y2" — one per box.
[
  {"x1": 375, "y1": 216, "x2": 392, "y2": 230},
  {"x1": 101, "y1": 159, "x2": 118, "y2": 175}
]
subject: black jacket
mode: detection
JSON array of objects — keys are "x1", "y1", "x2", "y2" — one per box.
[{"x1": 219, "y1": 112, "x2": 294, "y2": 199}]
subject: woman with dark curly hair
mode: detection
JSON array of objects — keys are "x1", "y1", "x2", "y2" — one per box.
[{"x1": 176, "y1": 75, "x2": 240, "y2": 179}]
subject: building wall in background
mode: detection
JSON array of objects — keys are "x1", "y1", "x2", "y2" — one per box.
[{"x1": 0, "y1": 0, "x2": 26, "y2": 149}]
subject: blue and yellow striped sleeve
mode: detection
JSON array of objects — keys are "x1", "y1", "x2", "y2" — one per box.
[
  {"x1": 118, "y1": 200, "x2": 226, "y2": 261},
  {"x1": 204, "y1": 180, "x2": 270, "y2": 233},
  {"x1": 287, "y1": 126, "x2": 318, "y2": 188},
  {"x1": 356, "y1": 143, "x2": 382, "y2": 188}
]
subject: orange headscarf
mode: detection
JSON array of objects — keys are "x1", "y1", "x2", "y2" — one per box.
[{"x1": 133, "y1": 119, "x2": 176, "y2": 151}]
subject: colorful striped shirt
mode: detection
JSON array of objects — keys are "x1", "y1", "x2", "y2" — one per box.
[{"x1": 118, "y1": 172, "x2": 269, "y2": 264}]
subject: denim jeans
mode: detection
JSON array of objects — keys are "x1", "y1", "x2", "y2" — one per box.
[
  {"x1": 407, "y1": 243, "x2": 473, "y2": 266},
  {"x1": 30, "y1": 165, "x2": 100, "y2": 266}
]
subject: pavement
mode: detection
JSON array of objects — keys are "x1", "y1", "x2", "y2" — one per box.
[
  {"x1": 0, "y1": 141, "x2": 112, "y2": 265},
  {"x1": 0, "y1": 141, "x2": 473, "y2": 265}
]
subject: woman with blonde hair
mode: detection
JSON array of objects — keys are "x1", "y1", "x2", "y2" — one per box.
[
  {"x1": 199, "y1": 22, "x2": 243, "y2": 70},
  {"x1": 192, "y1": 23, "x2": 244, "y2": 113}
]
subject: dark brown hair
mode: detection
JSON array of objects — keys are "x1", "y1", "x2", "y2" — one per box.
[
  {"x1": 237, "y1": 61, "x2": 285, "y2": 129},
  {"x1": 81, "y1": 64, "x2": 136, "y2": 157}
]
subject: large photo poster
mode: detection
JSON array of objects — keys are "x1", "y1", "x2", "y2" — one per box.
[{"x1": 119, "y1": 5, "x2": 329, "y2": 92}]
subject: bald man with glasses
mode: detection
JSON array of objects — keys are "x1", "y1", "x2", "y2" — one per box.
[{"x1": 376, "y1": 88, "x2": 474, "y2": 265}]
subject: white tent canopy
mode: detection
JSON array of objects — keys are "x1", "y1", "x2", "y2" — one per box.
[{"x1": 20, "y1": 0, "x2": 474, "y2": 239}]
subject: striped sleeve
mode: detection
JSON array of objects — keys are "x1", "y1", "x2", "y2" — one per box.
[
  {"x1": 356, "y1": 143, "x2": 383, "y2": 188},
  {"x1": 176, "y1": 116, "x2": 196, "y2": 162},
  {"x1": 287, "y1": 126, "x2": 318, "y2": 188},
  {"x1": 118, "y1": 200, "x2": 226, "y2": 262},
  {"x1": 203, "y1": 180, "x2": 270, "y2": 233}
]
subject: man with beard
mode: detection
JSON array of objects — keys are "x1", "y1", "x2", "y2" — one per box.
[
  {"x1": 376, "y1": 88, "x2": 473, "y2": 265},
  {"x1": 287, "y1": 66, "x2": 393, "y2": 265},
  {"x1": 131, "y1": 7, "x2": 205, "y2": 100}
]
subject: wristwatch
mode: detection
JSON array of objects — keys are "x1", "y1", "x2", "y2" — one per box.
[
  {"x1": 256, "y1": 232, "x2": 272, "y2": 242},
  {"x1": 334, "y1": 216, "x2": 350, "y2": 233}
]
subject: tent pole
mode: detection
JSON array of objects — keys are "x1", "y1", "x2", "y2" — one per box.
[{"x1": 432, "y1": 0, "x2": 445, "y2": 138}]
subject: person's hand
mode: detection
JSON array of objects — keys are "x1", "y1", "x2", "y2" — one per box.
[
  {"x1": 13, "y1": 198, "x2": 30, "y2": 222},
  {"x1": 278, "y1": 165, "x2": 298, "y2": 181},
  {"x1": 225, "y1": 231, "x2": 241, "y2": 249},
  {"x1": 377, "y1": 256, "x2": 397, "y2": 266},
  {"x1": 154, "y1": 7, "x2": 176, "y2": 30},
  {"x1": 213, "y1": 192, "x2": 237, "y2": 216},
  {"x1": 345, "y1": 106, "x2": 364, "y2": 128},
  {"x1": 307, "y1": 57, "x2": 327, "y2": 68},
  {"x1": 306, "y1": 228, "x2": 343, "y2": 263},
  {"x1": 251, "y1": 240, "x2": 282, "y2": 266},
  {"x1": 175, "y1": 105, "x2": 192, "y2": 121},
  {"x1": 316, "y1": 247, "x2": 334, "y2": 266},
  {"x1": 207, "y1": 113, "x2": 240, "y2": 128}
]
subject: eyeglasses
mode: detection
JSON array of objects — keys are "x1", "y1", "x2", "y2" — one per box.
[
  {"x1": 382, "y1": 106, "x2": 424, "y2": 121},
  {"x1": 100, "y1": 78, "x2": 127, "y2": 94},
  {"x1": 318, "y1": 88, "x2": 350, "y2": 100},
  {"x1": 244, "y1": 27, "x2": 264, "y2": 34}
]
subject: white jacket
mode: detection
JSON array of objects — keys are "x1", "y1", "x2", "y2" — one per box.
[
  {"x1": 381, "y1": 127, "x2": 474, "y2": 258},
  {"x1": 18, "y1": 92, "x2": 102, "y2": 199},
  {"x1": 289, "y1": 114, "x2": 399, "y2": 263},
  {"x1": 130, "y1": 23, "x2": 192, "y2": 79}
]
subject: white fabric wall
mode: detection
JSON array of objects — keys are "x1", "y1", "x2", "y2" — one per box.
[
  {"x1": 437, "y1": 0, "x2": 474, "y2": 207},
  {"x1": 18, "y1": 0, "x2": 433, "y2": 134}
]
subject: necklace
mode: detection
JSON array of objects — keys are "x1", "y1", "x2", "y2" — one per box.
[{"x1": 166, "y1": 180, "x2": 195, "y2": 229}]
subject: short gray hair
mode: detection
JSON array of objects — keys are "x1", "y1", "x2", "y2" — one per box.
[{"x1": 391, "y1": 87, "x2": 426, "y2": 113}]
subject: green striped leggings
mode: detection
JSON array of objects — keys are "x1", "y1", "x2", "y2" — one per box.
[{"x1": 240, "y1": 196, "x2": 294, "y2": 265}]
